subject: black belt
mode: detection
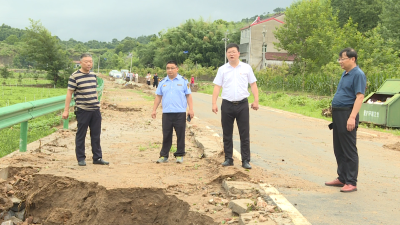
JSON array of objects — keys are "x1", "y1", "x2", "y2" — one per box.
[
  {"x1": 332, "y1": 107, "x2": 353, "y2": 111},
  {"x1": 224, "y1": 98, "x2": 248, "y2": 105}
]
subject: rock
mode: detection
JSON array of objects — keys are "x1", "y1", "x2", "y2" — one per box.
[
  {"x1": 213, "y1": 205, "x2": 224, "y2": 211},
  {"x1": 9, "y1": 216, "x2": 23, "y2": 224},
  {"x1": 5, "y1": 184, "x2": 13, "y2": 192},
  {"x1": 256, "y1": 197, "x2": 268, "y2": 210},
  {"x1": 10, "y1": 198, "x2": 25, "y2": 212},
  {"x1": 239, "y1": 212, "x2": 275, "y2": 225},
  {"x1": 15, "y1": 209, "x2": 25, "y2": 221},
  {"x1": 1, "y1": 221, "x2": 13, "y2": 225},
  {"x1": 228, "y1": 199, "x2": 254, "y2": 214},
  {"x1": 222, "y1": 180, "x2": 260, "y2": 196},
  {"x1": 3, "y1": 211, "x2": 15, "y2": 221},
  {"x1": 259, "y1": 215, "x2": 267, "y2": 222}
]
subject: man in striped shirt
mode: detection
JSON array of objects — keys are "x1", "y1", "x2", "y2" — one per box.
[{"x1": 62, "y1": 53, "x2": 109, "y2": 166}]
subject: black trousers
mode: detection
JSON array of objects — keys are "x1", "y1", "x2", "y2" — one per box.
[
  {"x1": 75, "y1": 108, "x2": 103, "y2": 162},
  {"x1": 153, "y1": 82, "x2": 158, "y2": 88},
  {"x1": 332, "y1": 107, "x2": 359, "y2": 186},
  {"x1": 221, "y1": 99, "x2": 250, "y2": 162},
  {"x1": 159, "y1": 113, "x2": 186, "y2": 158}
]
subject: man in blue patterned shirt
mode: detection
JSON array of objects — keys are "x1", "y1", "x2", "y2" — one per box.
[{"x1": 151, "y1": 60, "x2": 194, "y2": 164}]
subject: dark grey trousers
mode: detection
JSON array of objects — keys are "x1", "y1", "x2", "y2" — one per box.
[
  {"x1": 159, "y1": 113, "x2": 186, "y2": 158},
  {"x1": 332, "y1": 107, "x2": 359, "y2": 186},
  {"x1": 221, "y1": 99, "x2": 250, "y2": 162},
  {"x1": 75, "y1": 108, "x2": 103, "y2": 162}
]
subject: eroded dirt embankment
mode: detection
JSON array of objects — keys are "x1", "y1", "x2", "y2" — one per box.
[{"x1": 0, "y1": 75, "x2": 275, "y2": 225}]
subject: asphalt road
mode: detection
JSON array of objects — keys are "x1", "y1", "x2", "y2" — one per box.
[{"x1": 191, "y1": 92, "x2": 400, "y2": 225}]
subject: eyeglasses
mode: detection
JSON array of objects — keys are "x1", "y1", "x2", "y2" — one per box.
[
  {"x1": 337, "y1": 58, "x2": 350, "y2": 62},
  {"x1": 166, "y1": 67, "x2": 177, "y2": 70}
]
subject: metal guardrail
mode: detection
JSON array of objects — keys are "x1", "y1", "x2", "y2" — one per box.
[{"x1": 0, "y1": 77, "x2": 104, "y2": 152}]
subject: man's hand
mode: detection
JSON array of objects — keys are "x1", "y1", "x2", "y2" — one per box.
[
  {"x1": 347, "y1": 117, "x2": 356, "y2": 131},
  {"x1": 188, "y1": 109, "x2": 194, "y2": 119},
  {"x1": 251, "y1": 101, "x2": 259, "y2": 110},
  {"x1": 212, "y1": 103, "x2": 218, "y2": 114},
  {"x1": 62, "y1": 111, "x2": 69, "y2": 120},
  {"x1": 151, "y1": 110, "x2": 157, "y2": 119}
]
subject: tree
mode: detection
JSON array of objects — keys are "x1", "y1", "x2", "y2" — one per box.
[
  {"x1": 4, "y1": 35, "x2": 19, "y2": 45},
  {"x1": 379, "y1": 0, "x2": 400, "y2": 51},
  {"x1": 331, "y1": 0, "x2": 382, "y2": 33},
  {"x1": 0, "y1": 66, "x2": 12, "y2": 84},
  {"x1": 273, "y1": 7, "x2": 286, "y2": 13},
  {"x1": 22, "y1": 19, "x2": 70, "y2": 86}
]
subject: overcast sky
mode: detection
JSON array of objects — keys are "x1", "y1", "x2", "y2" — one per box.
[{"x1": 0, "y1": 0, "x2": 294, "y2": 42}]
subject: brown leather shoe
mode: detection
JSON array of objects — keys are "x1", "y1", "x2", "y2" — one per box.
[
  {"x1": 340, "y1": 184, "x2": 357, "y2": 192},
  {"x1": 325, "y1": 178, "x2": 345, "y2": 187}
]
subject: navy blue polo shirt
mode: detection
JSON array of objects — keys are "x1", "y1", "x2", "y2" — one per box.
[
  {"x1": 332, "y1": 66, "x2": 366, "y2": 107},
  {"x1": 155, "y1": 74, "x2": 191, "y2": 113}
]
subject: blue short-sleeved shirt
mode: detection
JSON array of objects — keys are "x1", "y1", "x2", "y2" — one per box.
[
  {"x1": 155, "y1": 74, "x2": 191, "y2": 113},
  {"x1": 332, "y1": 66, "x2": 366, "y2": 107}
]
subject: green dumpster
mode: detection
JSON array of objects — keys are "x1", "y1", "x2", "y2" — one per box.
[{"x1": 360, "y1": 79, "x2": 400, "y2": 127}]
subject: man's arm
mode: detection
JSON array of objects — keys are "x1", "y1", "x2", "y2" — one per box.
[
  {"x1": 347, "y1": 93, "x2": 364, "y2": 131},
  {"x1": 62, "y1": 89, "x2": 74, "y2": 119},
  {"x1": 151, "y1": 95, "x2": 163, "y2": 119},
  {"x1": 186, "y1": 94, "x2": 194, "y2": 119},
  {"x1": 212, "y1": 85, "x2": 222, "y2": 114},
  {"x1": 250, "y1": 82, "x2": 259, "y2": 110}
]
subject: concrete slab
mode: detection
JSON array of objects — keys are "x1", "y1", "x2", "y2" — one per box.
[{"x1": 228, "y1": 199, "x2": 254, "y2": 214}]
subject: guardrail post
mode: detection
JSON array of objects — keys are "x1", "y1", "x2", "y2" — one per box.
[
  {"x1": 19, "y1": 121, "x2": 28, "y2": 152},
  {"x1": 63, "y1": 119, "x2": 69, "y2": 129}
]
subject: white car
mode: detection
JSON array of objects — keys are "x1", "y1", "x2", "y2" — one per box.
[{"x1": 109, "y1": 70, "x2": 122, "y2": 78}]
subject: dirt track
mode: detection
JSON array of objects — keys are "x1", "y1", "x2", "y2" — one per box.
[{"x1": 0, "y1": 75, "x2": 277, "y2": 225}]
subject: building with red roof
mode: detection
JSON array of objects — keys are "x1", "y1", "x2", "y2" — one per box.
[{"x1": 239, "y1": 14, "x2": 294, "y2": 69}]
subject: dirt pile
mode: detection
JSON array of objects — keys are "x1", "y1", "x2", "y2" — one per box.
[
  {"x1": 383, "y1": 142, "x2": 400, "y2": 151},
  {"x1": 0, "y1": 74, "x2": 287, "y2": 225}
]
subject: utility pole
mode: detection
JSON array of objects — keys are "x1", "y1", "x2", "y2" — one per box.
[
  {"x1": 262, "y1": 25, "x2": 267, "y2": 69},
  {"x1": 222, "y1": 30, "x2": 229, "y2": 64},
  {"x1": 129, "y1": 52, "x2": 133, "y2": 72}
]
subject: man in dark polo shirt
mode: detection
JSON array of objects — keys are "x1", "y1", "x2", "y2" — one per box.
[
  {"x1": 62, "y1": 53, "x2": 109, "y2": 166},
  {"x1": 325, "y1": 48, "x2": 366, "y2": 192}
]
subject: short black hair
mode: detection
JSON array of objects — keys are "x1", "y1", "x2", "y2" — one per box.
[
  {"x1": 166, "y1": 60, "x2": 178, "y2": 67},
  {"x1": 339, "y1": 48, "x2": 357, "y2": 62},
  {"x1": 80, "y1": 53, "x2": 92, "y2": 60},
  {"x1": 226, "y1": 43, "x2": 239, "y2": 52}
]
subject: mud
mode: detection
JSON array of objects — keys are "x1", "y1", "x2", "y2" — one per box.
[
  {"x1": 383, "y1": 142, "x2": 400, "y2": 151},
  {"x1": 0, "y1": 74, "x2": 277, "y2": 224}
]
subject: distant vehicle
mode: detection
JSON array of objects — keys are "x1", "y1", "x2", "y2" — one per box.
[
  {"x1": 109, "y1": 70, "x2": 119, "y2": 77},
  {"x1": 109, "y1": 70, "x2": 122, "y2": 78}
]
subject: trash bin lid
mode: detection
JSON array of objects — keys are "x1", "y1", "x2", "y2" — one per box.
[{"x1": 376, "y1": 79, "x2": 400, "y2": 94}]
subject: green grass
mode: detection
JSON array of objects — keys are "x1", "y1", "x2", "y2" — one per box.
[
  {"x1": 197, "y1": 84, "x2": 400, "y2": 136},
  {"x1": 170, "y1": 145, "x2": 177, "y2": 153},
  {"x1": 0, "y1": 111, "x2": 76, "y2": 157},
  {"x1": 2, "y1": 78, "x2": 52, "y2": 86},
  {"x1": 0, "y1": 85, "x2": 72, "y2": 157},
  {"x1": 0, "y1": 86, "x2": 66, "y2": 107}
]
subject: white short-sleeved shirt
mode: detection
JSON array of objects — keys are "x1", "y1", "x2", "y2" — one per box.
[{"x1": 213, "y1": 61, "x2": 257, "y2": 101}]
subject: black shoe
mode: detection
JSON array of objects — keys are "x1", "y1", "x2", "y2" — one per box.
[
  {"x1": 93, "y1": 158, "x2": 109, "y2": 165},
  {"x1": 221, "y1": 159, "x2": 234, "y2": 167},
  {"x1": 78, "y1": 160, "x2": 86, "y2": 166},
  {"x1": 242, "y1": 161, "x2": 252, "y2": 169}
]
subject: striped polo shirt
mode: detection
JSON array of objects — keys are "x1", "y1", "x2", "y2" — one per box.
[{"x1": 68, "y1": 70, "x2": 99, "y2": 111}]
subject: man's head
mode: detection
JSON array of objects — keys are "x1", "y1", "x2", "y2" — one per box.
[
  {"x1": 338, "y1": 48, "x2": 357, "y2": 72},
  {"x1": 80, "y1": 53, "x2": 92, "y2": 73},
  {"x1": 166, "y1": 60, "x2": 179, "y2": 77},
  {"x1": 226, "y1": 43, "x2": 240, "y2": 63}
]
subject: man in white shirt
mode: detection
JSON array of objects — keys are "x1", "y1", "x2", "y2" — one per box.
[
  {"x1": 135, "y1": 73, "x2": 139, "y2": 83},
  {"x1": 212, "y1": 43, "x2": 259, "y2": 169}
]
